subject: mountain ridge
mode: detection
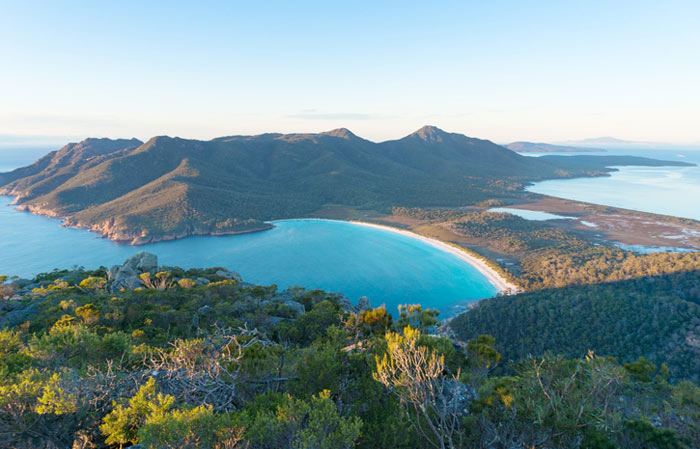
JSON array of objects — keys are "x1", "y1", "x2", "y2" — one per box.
[
  {"x1": 507, "y1": 141, "x2": 606, "y2": 153},
  {"x1": 1, "y1": 126, "x2": 693, "y2": 244}
]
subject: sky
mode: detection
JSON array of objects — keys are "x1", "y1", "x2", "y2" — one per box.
[{"x1": 1, "y1": 0, "x2": 699, "y2": 146}]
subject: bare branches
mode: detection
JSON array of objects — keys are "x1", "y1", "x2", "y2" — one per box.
[
  {"x1": 139, "y1": 271, "x2": 175, "y2": 290},
  {"x1": 146, "y1": 326, "x2": 274, "y2": 412},
  {"x1": 373, "y1": 326, "x2": 470, "y2": 449}
]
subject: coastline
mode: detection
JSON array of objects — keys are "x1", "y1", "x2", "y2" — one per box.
[
  {"x1": 1, "y1": 193, "x2": 517, "y2": 293},
  {"x1": 273, "y1": 217, "x2": 519, "y2": 295},
  {"x1": 0, "y1": 194, "x2": 275, "y2": 245},
  {"x1": 348, "y1": 220, "x2": 520, "y2": 295}
]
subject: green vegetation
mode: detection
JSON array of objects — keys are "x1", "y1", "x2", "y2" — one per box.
[
  {"x1": 1, "y1": 265, "x2": 699, "y2": 448},
  {"x1": 450, "y1": 270, "x2": 700, "y2": 382},
  {"x1": 393, "y1": 207, "x2": 700, "y2": 290},
  {"x1": 1, "y1": 127, "x2": 690, "y2": 244}
]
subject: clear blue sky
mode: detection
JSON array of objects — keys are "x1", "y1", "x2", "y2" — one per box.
[{"x1": 1, "y1": 0, "x2": 699, "y2": 144}]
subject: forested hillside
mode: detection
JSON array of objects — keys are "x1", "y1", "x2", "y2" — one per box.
[
  {"x1": 0, "y1": 126, "x2": 691, "y2": 244},
  {"x1": 1, "y1": 257, "x2": 699, "y2": 449},
  {"x1": 450, "y1": 270, "x2": 700, "y2": 382},
  {"x1": 392, "y1": 207, "x2": 700, "y2": 290}
]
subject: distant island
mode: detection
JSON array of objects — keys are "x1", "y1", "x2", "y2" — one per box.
[
  {"x1": 505, "y1": 141, "x2": 606, "y2": 153},
  {"x1": 558, "y1": 136, "x2": 700, "y2": 149},
  {"x1": 0, "y1": 126, "x2": 693, "y2": 245},
  {"x1": 564, "y1": 136, "x2": 633, "y2": 146}
]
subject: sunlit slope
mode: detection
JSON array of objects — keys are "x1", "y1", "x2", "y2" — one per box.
[{"x1": 1, "y1": 126, "x2": 691, "y2": 243}]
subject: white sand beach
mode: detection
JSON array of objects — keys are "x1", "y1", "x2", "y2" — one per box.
[
  {"x1": 271, "y1": 217, "x2": 520, "y2": 295},
  {"x1": 349, "y1": 221, "x2": 520, "y2": 295}
]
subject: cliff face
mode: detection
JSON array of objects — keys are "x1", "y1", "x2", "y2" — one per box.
[
  {"x1": 65, "y1": 216, "x2": 273, "y2": 246},
  {"x1": 1, "y1": 128, "x2": 691, "y2": 245},
  {"x1": 20, "y1": 205, "x2": 272, "y2": 245}
]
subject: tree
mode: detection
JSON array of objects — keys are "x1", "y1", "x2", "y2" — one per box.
[
  {"x1": 75, "y1": 303, "x2": 101, "y2": 324},
  {"x1": 78, "y1": 276, "x2": 106, "y2": 291},
  {"x1": 243, "y1": 391, "x2": 362, "y2": 449},
  {"x1": 373, "y1": 326, "x2": 466, "y2": 449},
  {"x1": 139, "y1": 271, "x2": 174, "y2": 290},
  {"x1": 344, "y1": 305, "x2": 393, "y2": 339},
  {"x1": 515, "y1": 352, "x2": 626, "y2": 447},
  {"x1": 0, "y1": 275, "x2": 17, "y2": 299},
  {"x1": 177, "y1": 278, "x2": 196, "y2": 289},
  {"x1": 138, "y1": 404, "x2": 245, "y2": 449},
  {"x1": 466, "y1": 335, "x2": 501, "y2": 372},
  {"x1": 100, "y1": 377, "x2": 175, "y2": 446},
  {"x1": 397, "y1": 304, "x2": 439, "y2": 333}
]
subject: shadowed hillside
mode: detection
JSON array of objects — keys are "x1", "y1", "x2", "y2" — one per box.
[
  {"x1": 450, "y1": 270, "x2": 700, "y2": 381},
  {"x1": 1, "y1": 126, "x2": 692, "y2": 244}
]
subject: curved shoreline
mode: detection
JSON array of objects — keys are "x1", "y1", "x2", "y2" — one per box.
[
  {"x1": 1, "y1": 195, "x2": 518, "y2": 295},
  {"x1": 274, "y1": 218, "x2": 519, "y2": 295},
  {"x1": 349, "y1": 221, "x2": 520, "y2": 295}
]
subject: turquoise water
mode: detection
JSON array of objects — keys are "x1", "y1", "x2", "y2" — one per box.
[
  {"x1": 0, "y1": 200, "x2": 497, "y2": 316},
  {"x1": 526, "y1": 149, "x2": 700, "y2": 221}
]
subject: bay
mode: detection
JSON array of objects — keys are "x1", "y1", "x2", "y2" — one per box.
[
  {"x1": 526, "y1": 148, "x2": 700, "y2": 221},
  {"x1": 0, "y1": 199, "x2": 497, "y2": 316}
]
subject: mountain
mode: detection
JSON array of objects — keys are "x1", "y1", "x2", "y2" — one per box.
[
  {"x1": 560, "y1": 137, "x2": 700, "y2": 149},
  {"x1": 506, "y1": 141, "x2": 605, "y2": 153},
  {"x1": 0, "y1": 138, "x2": 143, "y2": 198},
  {"x1": 567, "y1": 137, "x2": 633, "y2": 146},
  {"x1": 0, "y1": 126, "x2": 692, "y2": 244}
]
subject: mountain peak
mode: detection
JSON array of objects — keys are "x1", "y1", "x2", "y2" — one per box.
[
  {"x1": 81, "y1": 137, "x2": 142, "y2": 145},
  {"x1": 59, "y1": 137, "x2": 143, "y2": 158},
  {"x1": 409, "y1": 125, "x2": 449, "y2": 143},
  {"x1": 321, "y1": 128, "x2": 357, "y2": 139}
]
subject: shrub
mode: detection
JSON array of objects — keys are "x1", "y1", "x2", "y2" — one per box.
[{"x1": 100, "y1": 377, "x2": 174, "y2": 446}]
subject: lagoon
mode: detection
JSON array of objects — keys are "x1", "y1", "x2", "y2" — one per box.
[
  {"x1": 0, "y1": 199, "x2": 498, "y2": 316},
  {"x1": 487, "y1": 207, "x2": 575, "y2": 221}
]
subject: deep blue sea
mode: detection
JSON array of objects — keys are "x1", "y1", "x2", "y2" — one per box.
[
  {"x1": 0, "y1": 146, "x2": 497, "y2": 316},
  {"x1": 525, "y1": 148, "x2": 700, "y2": 221}
]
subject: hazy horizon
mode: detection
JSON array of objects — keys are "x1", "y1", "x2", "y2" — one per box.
[
  {"x1": 1, "y1": 128, "x2": 699, "y2": 152},
  {"x1": 2, "y1": 1, "x2": 699, "y2": 144}
]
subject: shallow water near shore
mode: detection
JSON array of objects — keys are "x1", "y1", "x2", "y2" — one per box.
[
  {"x1": 526, "y1": 148, "x2": 700, "y2": 221},
  {"x1": 0, "y1": 202, "x2": 497, "y2": 316}
]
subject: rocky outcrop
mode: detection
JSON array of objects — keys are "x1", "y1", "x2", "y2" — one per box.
[
  {"x1": 61, "y1": 217, "x2": 274, "y2": 246},
  {"x1": 215, "y1": 269, "x2": 243, "y2": 283},
  {"x1": 105, "y1": 253, "x2": 248, "y2": 293},
  {"x1": 358, "y1": 296, "x2": 371, "y2": 311},
  {"x1": 108, "y1": 252, "x2": 160, "y2": 292},
  {"x1": 124, "y1": 252, "x2": 158, "y2": 272},
  {"x1": 262, "y1": 297, "x2": 306, "y2": 316},
  {"x1": 111, "y1": 275, "x2": 141, "y2": 292},
  {"x1": 0, "y1": 302, "x2": 40, "y2": 328},
  {"x1": 334, "y1": 294, "x2": 371, "y2": 314}
]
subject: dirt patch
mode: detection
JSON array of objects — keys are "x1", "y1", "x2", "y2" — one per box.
[
  {"x1": 308, "y1": 205, "x2": 383, "y2": 221},
  {"x1": 510, "y1": 196, "x2": 700, "y2": 251}
]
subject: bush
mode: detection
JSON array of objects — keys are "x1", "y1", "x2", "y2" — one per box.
[
  {"x1": 100, "y1": 377, "x2": 174, "y2": 446},
  {"x1": 242, "y1": 391, "x2": 362, "y2": 449}
]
